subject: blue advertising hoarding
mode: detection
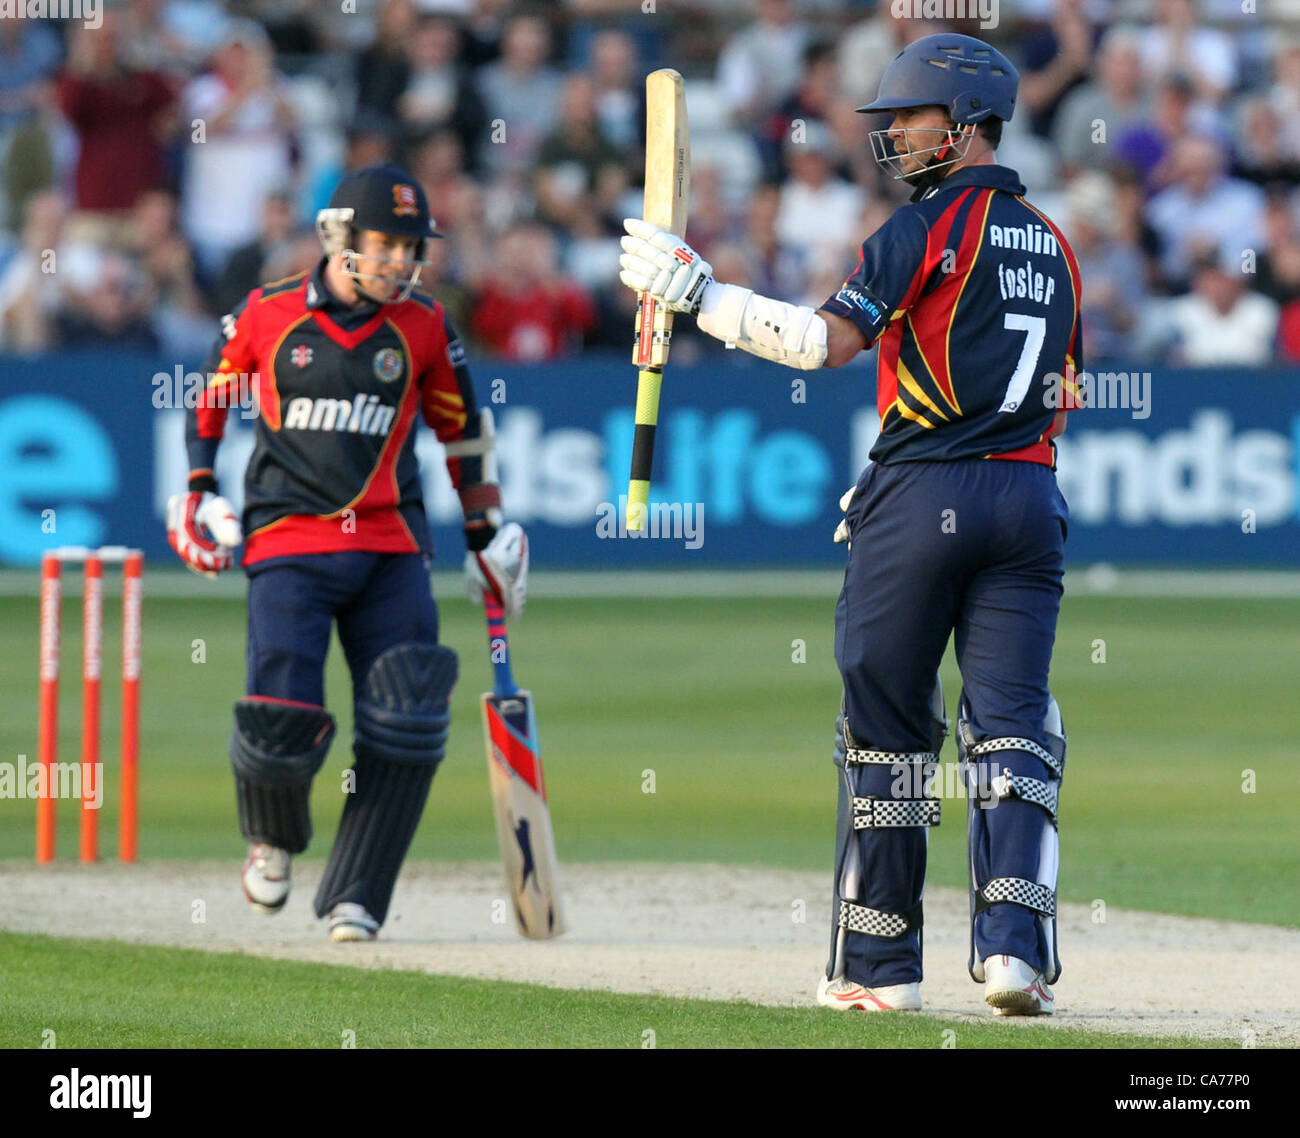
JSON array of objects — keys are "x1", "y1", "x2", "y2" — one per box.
[{"x1": 1, "y1": 351, "x2": 1297, "y2": 567}]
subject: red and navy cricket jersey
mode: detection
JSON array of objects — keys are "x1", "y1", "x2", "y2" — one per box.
[
  {"x1": 821, "y1": 165, "x2": 1083, "y2": 467},
  {"x1": 186, "y1": 259, "x2": 496, "y2": 565}
]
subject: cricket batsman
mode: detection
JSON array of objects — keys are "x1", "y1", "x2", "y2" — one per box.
[
  {"x1": 619, "y1": 34, "x2": 1078, "y2": 1015},
  {"x1": 167, "y1": 165, "x2": 527, "y2": 941}
]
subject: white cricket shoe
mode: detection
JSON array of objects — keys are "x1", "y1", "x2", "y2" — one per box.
[
  {"x1": 816, "y1": 974, "x2": 922, "y2": 1012},
  {"x1": 328, "y1": 903, "x2": 380, "y2": 942},
  {"x1": 242, "y1": 843, "x2": 291, "y2": 914},
  {"x1": 983, "y1": 954, "x2": 1054, "y2": 1016}
]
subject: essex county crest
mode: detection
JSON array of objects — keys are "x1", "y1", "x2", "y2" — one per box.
[{"x1": 373, "y1": 348, "x2": 404, "y2": 383}]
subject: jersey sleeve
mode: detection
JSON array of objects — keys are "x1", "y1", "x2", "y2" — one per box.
[
  {"x1": 186, "y1": 294, "x2": 257, "y2": 491},
  {"x1": 819, "y1": 209, "x2": 931, "y2": 346},
  {"x1": 421, "y1": 318, "x2": 502, "y2": 518}
]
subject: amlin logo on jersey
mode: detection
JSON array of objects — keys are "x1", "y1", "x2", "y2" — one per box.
[{"x1": 282, "y1": 394, "x2": 396, "y2": 436}]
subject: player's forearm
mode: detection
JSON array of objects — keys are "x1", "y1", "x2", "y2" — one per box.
[
  {"x1": 185, "y1": 434, "x2": 221, "y2": 492},
  {"x1": 694, "y1": 281, "x2": 828, "y2": 370}
]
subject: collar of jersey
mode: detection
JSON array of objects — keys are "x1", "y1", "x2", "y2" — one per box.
[
  {"x1": 919, "y1": 164, "x2": 1026, "y2": 202},
  {"x1": 305, "y1": 257, "x2": 385, "y2": 331}
]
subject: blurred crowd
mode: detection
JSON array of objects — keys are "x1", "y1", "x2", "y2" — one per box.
[{"x1": 1, "y1": 0, "x2": 1299, "y2": 367}]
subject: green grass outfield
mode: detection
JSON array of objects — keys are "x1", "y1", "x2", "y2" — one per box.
[
  {"x1": 0, "y1": 590, "x2": 1295, "y2": 926},
  {"x1": 0, "y1": 931, "x2": 1225, "y2": 1049}
]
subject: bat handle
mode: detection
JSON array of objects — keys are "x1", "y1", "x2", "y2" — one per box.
[
  {"x1": 627, "y1": 364, "x2": 663, "y2": 532},
  {"x1": 483, "y1": 595, "x2": 519, "y2": 697}
]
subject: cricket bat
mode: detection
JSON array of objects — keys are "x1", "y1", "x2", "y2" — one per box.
[
  {"x1": 628, "y1": 68, "x2": 691, "y2": 531},
  {"x1": 480, "y1": 593, "x2": 565, "y2": 939}
]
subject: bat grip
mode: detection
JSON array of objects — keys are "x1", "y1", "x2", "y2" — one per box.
[
  {"x1": 483, "y1": 596, "x2": 518, "y2": 697},
  {"x1": 627, "y1": 366, "x2": 663, "y2": 532}
]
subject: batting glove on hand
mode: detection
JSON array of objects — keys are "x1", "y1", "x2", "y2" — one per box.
[
  {"x1": 466, "y1": 521, "x2": 529, "y2": 620},
  {"x1": 619, "y1": 218, "x2": 712, "y2": 314},
  {"x1": 166, "y1": 491, "x2": 242, "y2": 578}
]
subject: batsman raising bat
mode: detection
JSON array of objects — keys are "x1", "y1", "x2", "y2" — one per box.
[
  {"x1": 619, "y1": 34, "x2": 1079, "y2": 1016},
  {"x1": 170, "y1": 164, "x2": 528, "y2": 942}
]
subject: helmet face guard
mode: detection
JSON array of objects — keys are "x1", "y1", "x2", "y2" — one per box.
[
  {"x1": 316, "y1": 207, "x2": 434, "y2": 304},
  {"x1": 868, "y1": 121, "x2": 977, "y2": 183}
]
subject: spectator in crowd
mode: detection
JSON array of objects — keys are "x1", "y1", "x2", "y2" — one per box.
[
  {"x1": 307, "y1": 111, "x2": 396, "y2": 216},
  {"x1": 0, "y1": 14, "x2": 61, "y2": 230},
  {"x1": 836, "y1": 4, "x2": 917, "y2": 110},
  {"x1": 409, "y1": 129, "x2": 479, "y2": 240},
  {"x1": 469, "y1": 221, "x2": 595, "y2": 359},
  {"x1": 1139, "y1": 0, "x2": 1237, "y2": 106},
  {"x1": 215, "y1": 188, "x2": 298, "y2": 316},
  {"x1": 1231, "y1": 97, "x2": 1300, "y2": 187},
  {"x1": 120, "y1": 0, "x2": 227, "y2": 79},
  {"x1": 396, "y1": 14, "x2": 487, "y2": 172},
  {"x1": 462, "y1": 0, "x2": 512, "y2": 69},
  {"x1": 774, "y1": 121, "x2": 865, "y2": 288},
  {"x1": 718, "y1": 0, "x2": 811, "y2": 128},
  {"x1": 354, "y1": 0, "x2": 418, "y2": 121},
  {"x1": 1052, "y1": 26, "x2": 1147, "y2": 175},
  {"x1": 1111, "y1": 164, "x2": 1165, "y2": 289},
  {"x1": 56, "y1": 12, "x2": 178, "y2": 216},
  {"x1": 1015, "y1": 0, "x2": 1094, "y2": 141},
  {"x1": 1254, "y1": 190, "x2": 1300, "y2": 305},
  {"x1": 1161, "y1": 249, "x2": 1278, "y2": 365},
  {"x1": 418, "y1": 215, "x2": 473, "y2": 334},
  {"x1": 55, "y1": 251, "x2": 159, "y2": 352},
  {"x1": 0, "y1": 188, "x2": 66, "y2": 351},
  {"x1": 735, "y1": 181, "x2": 804, "y2": 302},
  {"x1": 474, "y1": 13, "x2": 563, "y2": 179},
  {"x1": 1113, "y1": 75, "x2": 1198, "y2": 194},
  {"x1": 1268, "y1": 35, "x2": 1300, "y2": 159},
  {"x1": 257, "y1": 224, "x2": 323, "y2": 286},
  {"x1": 534, "y1": 75, "x2": 624, "y2": 231},
  {"x1": 761, "y1": 41, "x2": 840, "y2": 182},
  {"x1": 127, "y1": 188, "x2": 213, "y2": 358},
  {"x1": 1147, "y1": 135, "x2": 1267, "y2": 290},
  {"x1": 1061, "y1": 172, "x2": 1147, "y2": 364},
  {"x1": 180, "y1": 20, "x2": 297, "y2": 278},
  {"x1": 588, "y1": 29, "x2": 642, "y2": 156}
]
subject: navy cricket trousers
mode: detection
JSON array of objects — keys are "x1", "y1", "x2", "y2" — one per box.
[
  {"x1": 833, "y1": 458, "x2": 1068, "y2": 986},
  {"x1": 245, "y1": 552, "x2": 440, "y2": 705}
]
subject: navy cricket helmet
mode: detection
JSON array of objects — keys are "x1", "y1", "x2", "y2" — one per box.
[
  {"x1": 315, "y1": 164, "x2": 442, "y2": 302},
  {"x1": 858, "y1": 34, "x2": 1019, "y2": 186}
]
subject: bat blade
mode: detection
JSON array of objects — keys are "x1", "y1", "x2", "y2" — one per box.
[
  {"x1": 628, "y1": 68, "x2": 690, "y2": 530},
  {"x1": 481, "y1": 688, "x2": 565, "y2": 939}
]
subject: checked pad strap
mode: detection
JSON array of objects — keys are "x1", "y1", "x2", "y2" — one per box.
[
  {"x1": 845, "y1": 748, "x2": 937, "y2": 766},
  {"x1": 964, "y1": 733, "x2": 1063, "y2": 780},
  {"x1": 851, "y1": 796, "x2": 940, "y2": 829},
  {"x1": 989, "y1": 770, "x2": 1059, "y2": 821},
  {"x1": 839, "y1": 899, "x2": 923, "y2": 939},
  {"x1": 976, "y1": 877, "x2": 1055, "y2": 918}
]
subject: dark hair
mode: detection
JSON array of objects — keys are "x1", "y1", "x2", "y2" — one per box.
[{"x1": 978, "y1": 117, "x2": 1003, "y2": 149}]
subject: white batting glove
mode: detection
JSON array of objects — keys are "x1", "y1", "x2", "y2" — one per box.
[
  {"x1": 832, "y1": 485, "x2": 856, "y2": 544},
  {"x1": 619, "y1": 218, "x2": 713, "y2": 314},
  {"x1": 466, "y1": 521, "x2": 529, "y2": 620},
  {"x1": 166, "y1": 491, "x2": 243, "y2": 577}
]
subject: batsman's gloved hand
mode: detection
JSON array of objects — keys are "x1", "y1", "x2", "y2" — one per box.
[
  {"x1": 466, "y1": 521, "x2": 528, "y2": 620},
  {"x1": 166, "y1": 491, "x2": 242, "y2": 578},
  {"x1": 619, "y1": 218, "x2": 713, "y2": 315}
]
